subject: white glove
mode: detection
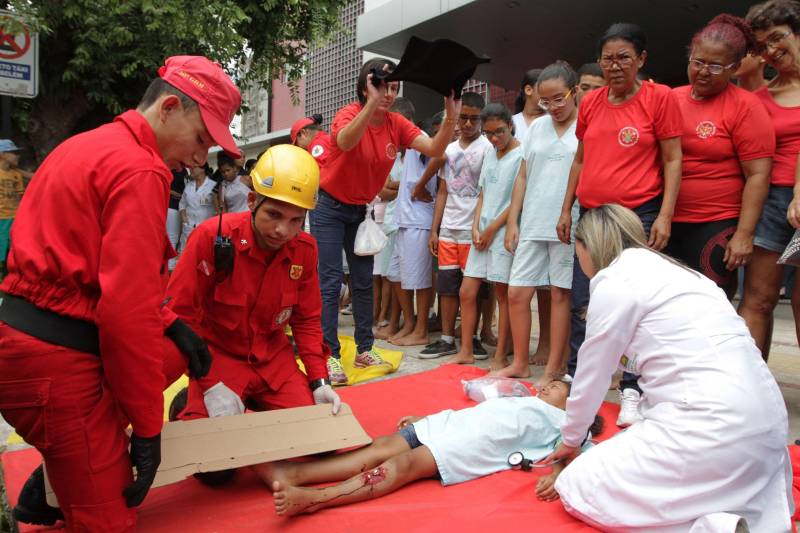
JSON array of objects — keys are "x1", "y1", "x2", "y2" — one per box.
[
  {"x1": 313, "y1": 384, "x2": 341, "y2": 415},
  {"x1": 202, "y1": 381, "x2": 245, "y2": 418}
]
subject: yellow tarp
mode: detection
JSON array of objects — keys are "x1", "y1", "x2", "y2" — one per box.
[{"x1": 4, "y1": 337, "x2": 402, "y2": 446}]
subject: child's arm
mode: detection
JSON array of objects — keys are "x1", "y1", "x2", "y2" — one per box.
[
  {"x1": 504, "y1": 160, "x2": 527, "y2": 255},
  {"x1": 413, "y1": 156, "x2": 446, "y2": 202},
  {"x1": 471, "y1": 190, "x2": 484, "y2": 248},
  {"x1": 397, "y1": 415, "x2": 424, "y2": 428},
  {"x1": 535, "y1": 460, "x2": 566, "y2": 502},
  {"x1": 556, "y1": 142, "x2": 583, "y2": 244},
  {"x1": 378, "y1": 176, "x2": 399, "y2": 202},
  {"x1": 429, "y1": 177, "x2": 448, "y2": 257}
]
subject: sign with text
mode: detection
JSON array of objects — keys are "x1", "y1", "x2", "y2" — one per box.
[{"x1": 0, "y1": 11, "x2": 37, "y2": 98}]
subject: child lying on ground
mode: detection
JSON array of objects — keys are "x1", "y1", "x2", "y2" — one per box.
[{"x1": 254, "y1": 380, "x2": 602, "y2": 516}]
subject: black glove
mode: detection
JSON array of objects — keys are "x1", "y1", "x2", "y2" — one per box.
[
  {"x1": 122, "y1": 433, "x2": 161, "y2": 508},
  {"x1": 166, "y1": 318, "x2": 212, "y2": 379}
]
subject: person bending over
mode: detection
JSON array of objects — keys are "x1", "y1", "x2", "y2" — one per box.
[{"x1": 255, "y1": 380, "x2": 602, "y2": 515}]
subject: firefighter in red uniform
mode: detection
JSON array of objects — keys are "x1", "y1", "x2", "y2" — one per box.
[
  {"x1": 290, "y1": 114, "x2": 331, "y2": 167},
  {"x1": 167, "y1": 144, "x2": 340, "y2": 447},
  {"x1": 0, "y1": 56, "x2": 241, "y2": 531}
]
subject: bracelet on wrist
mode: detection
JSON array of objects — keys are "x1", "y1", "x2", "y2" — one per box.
[{"x1": 309, "y1": 378, "x2": 331, "y2": 391}]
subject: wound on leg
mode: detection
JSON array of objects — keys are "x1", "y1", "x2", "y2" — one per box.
[{"x1": 361, "y1": 466, "x2": 387, "y2": 485}]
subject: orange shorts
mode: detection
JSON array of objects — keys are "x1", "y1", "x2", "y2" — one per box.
[{"x1": 437, "y1": 228, "x2": 472, "y2": 271}]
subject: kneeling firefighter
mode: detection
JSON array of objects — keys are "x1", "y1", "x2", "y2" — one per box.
[{"x1": 166, "y1": 145, "x2": 340, "y2": 484}]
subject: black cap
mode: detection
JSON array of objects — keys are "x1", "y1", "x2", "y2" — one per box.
[{"x1": 373, "y1": 37, "x2": 490, "y2": 98}]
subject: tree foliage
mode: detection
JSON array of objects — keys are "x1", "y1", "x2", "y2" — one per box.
[{"x1": 1, "y1": 0, "x2": 344, "y2": 161}]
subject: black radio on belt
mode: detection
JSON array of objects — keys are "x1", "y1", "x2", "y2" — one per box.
[{"x1": 213, "y1": 211, "x2": 234, "y2": 282}]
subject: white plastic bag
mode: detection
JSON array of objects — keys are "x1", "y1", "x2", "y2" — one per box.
[
  {"x1": 354, "y1": 205, "x2": 388, "y2": 256},
  {"x1": 462, "y1": 376, "x2": 532, "y2": 403}
]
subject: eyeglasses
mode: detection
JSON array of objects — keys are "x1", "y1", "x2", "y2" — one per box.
[
  {"x1": 598, "y1": 54, "x2": 636, "y2": 69},
  {"x1": 458, "y1": 114, "x2": 481, "y2": 124},
  {"x1": 538, "y1": 88, "x2": 574, "y2": 110},
  {"x1": 758, "y1": 30, "x2": 792, "y2": 51},
  {"x1": 688, "y1": 58, "x2": 736, "y2": 75},
  {"x1": 482, "y1": 126, "x2": 508, "y2": 138}
]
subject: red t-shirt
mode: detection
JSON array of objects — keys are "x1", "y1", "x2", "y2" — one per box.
[
  {"x1": 321, "y1": 102, "x2": 421, "y2": 204},
  {"x1": 673, "y1": 84, "x2": 775, "y2": 223},
  {"x1": 756, "y1": 86, "x2": 800, "y2": 187},
  {"x1": 576, "y1": 81, "x2": 683, "y2": 209},
  {"x1": 307, "y1": 130, "x2": 331, "y2": 168}
]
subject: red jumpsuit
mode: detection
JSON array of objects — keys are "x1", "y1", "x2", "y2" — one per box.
[
  {"x1": 0, "y1": 111, "x2": 187, "y2": 531},
  {"x1": 166, "y1": 211, "x2": 328, "y2": 417}
]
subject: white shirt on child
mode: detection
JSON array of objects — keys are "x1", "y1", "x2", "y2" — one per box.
[
  {"x1": 442, "y1": 136, "x2": 492, "y2": 230},
  {"x1": 512, "y1": 112, "x2": 531, "y2": 141},
  {"x1": 478, "y1": 145, "x2": 524, "y2": 252},
  {"x1": 520, "y1": 115, "x2": 579, "y2": 241},
  {"x1": 395, "y1": 147, "x2": 435, "y2": 229}
]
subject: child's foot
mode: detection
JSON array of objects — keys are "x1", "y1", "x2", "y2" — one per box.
[
  {"x1": 448, "y1": 352, "x2": 475, "y2": 364},
  {"x1": 374, "y1": 324, "x2": 399, "y2": 340},
  {"x1": 489, "y1": 363, "x2": 531, "y2": 378},
  {"x1": 390, "y1": 333, "x2": 429, "y2": 346},
  {"x1": 272, "y1": 480, "x2": 318, "y2": 516},
  {"x1": 530, "y1": 341, "x2": 549, "y2": 365},
  {"x1": 388, "y1": 325, "x2": 414, "y2": 343},
  {"x1": 489, "y1": 356, "x2": 509, "y2": 371},
  {"x1": 256, "y1": 461, "x2": 296, "y2": 488},
  {"x1": 535, "y1": 372, "x2": 562, "y2": 390}
]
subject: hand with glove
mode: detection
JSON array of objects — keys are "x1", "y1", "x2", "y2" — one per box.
[
  {"x1": 312, "y1": 381, "x2": 341, "y2": 415},
  {"x1": 166, "y1": 318, "x2": 212, "y2": 379},
  {"x1": 123, "y1": 433, "x2": 161, "y2": 507},
  {"x1": 203, "y1": 381, "x2": 245, "y2": 418}
]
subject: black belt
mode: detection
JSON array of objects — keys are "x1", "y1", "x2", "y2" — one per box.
[{"x1": 0, "y1": 293, "x2": 100, "y2": 355}]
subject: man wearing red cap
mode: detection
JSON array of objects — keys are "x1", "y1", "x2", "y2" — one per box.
[
  {"x1": 0, "y1": 56, "x2": 241, "y2": 531},
  {"x1": 291, "y1": 113, "x2": 331, "y2": 166}
]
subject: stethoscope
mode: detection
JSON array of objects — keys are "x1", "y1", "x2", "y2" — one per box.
[{"x1": 507, "y1": 451, "x2": 560, "y2": 471}]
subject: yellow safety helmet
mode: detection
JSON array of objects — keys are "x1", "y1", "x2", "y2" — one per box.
[{"x1": 250, "y1": 144, "x2": 320, "y2": 210}]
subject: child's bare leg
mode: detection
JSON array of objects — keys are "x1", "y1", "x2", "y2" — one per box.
[
  {"x1": 451, "y1": 276, "x2": 482, "y2": 364},
  {"x1": 492, "y1": 283, "x2": 511, "y2": 368},
  {"x1": 254, "y1": 434, "x2": 411, "y2": 488},
  {"x1": 532, "y1": 290, "x2": 551, "y2": 361},
  {"x1": 480, "y1": 285, "x2": 497, "y2": 346},
  {"x1": 378, "y1": 276, "x2": 392, "y2": 323},
  {"x1": 389, "y1": 286, "x2": 415, "y2": 342},
  {"x1": 500, "y1": 285, "x2": 535, "y2": 375},
  {"x1": 272, "y1": 445, "x2": 438, "y2": 516},
  {"x1": 538, "y1": 286, "x2": 571, "y2": 388},
  {"x1": 375, "y1": 282, "x2": 402, "y2": 339},
  {"x1": 392, "y1": 288, "x2": 432, "y2": 346}
]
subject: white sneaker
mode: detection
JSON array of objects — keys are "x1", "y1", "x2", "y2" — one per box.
[{"x1": 616, "y1": 388, "x2": 643, "y2": 428}]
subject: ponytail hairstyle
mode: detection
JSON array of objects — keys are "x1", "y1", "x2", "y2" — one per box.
[
  {"x1": 514, "y1": 68, "x2": 543, "y2": 114},
  {"x1": 575, "y1": 204, "x2": 697, "y2": 275},
  {"x1": 538, "y1": 60, "x2": 578, "y2": 93},
  {"x1": 690, "y1": 14, "x2": 756, "y2": 62}
]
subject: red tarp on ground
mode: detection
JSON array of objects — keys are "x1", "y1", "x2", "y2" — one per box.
[{"x1": 2, "y1": 364, "x2": 791, "y2": 532}]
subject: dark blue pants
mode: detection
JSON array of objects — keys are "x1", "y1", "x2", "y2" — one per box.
[
  {"x1": 567, "y1": 197, "x2": 661, "y2": 392},
  {"x1": 309, "y1": 190, "x2": 374, "y2": 358}
]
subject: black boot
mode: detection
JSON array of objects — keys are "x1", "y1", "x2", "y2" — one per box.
[
  {"x1": 12, "y1": 464, "x2": 64, "y2": 526},
  {"x1": 168, "y1": 386, "x2": 189, "y2": 421}
]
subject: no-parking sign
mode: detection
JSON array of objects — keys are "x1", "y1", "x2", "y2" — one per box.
[{"x1": 0, "y1": 11, "x2": 37, "y2": 98}]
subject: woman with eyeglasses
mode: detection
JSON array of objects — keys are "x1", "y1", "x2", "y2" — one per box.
[
  {"x1": 504, "y1": 61, "x2": 580, "y2": 387},
  {"x1": 667, "y1": 15, "x2": 774, "y2": 301},
  {"x1": 738, "y1": 0, "x2": 800, "y2": 360},
  {"x1": 556, "y1": 23, "x2": 683, "y2": 428}
]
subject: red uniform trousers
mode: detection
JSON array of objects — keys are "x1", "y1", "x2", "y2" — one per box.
[
  {"x1": 179, "y1": 348, "x2": 314, "y2": 420},
  {"x1": 0, "y1": 323, "x2": 187, "y2": 532}
]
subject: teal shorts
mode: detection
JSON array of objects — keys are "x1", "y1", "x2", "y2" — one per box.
[{"x1": 0, "y1": 218, "x2": 12, "y2": 260}]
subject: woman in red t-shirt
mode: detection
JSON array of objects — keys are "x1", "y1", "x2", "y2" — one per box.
[
  {"x1": 309, "y1": 58, "x2": 460, "y2": 385},
  {"x1": 739, "y1": 0, "x2": 800, "y2": 359},
  {"x1": 555, "y1": 23, "x2": 683, "y2": 428},
  {"x1": 669, "y1": 15, "x2": 775, "y2": 299}
]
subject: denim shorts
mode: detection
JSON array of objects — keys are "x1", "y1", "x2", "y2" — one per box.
[
  {"x1": 754, "y1": 185, "x2": 795, "y2": 253},
  {"x1": 398, "y1": 424, "x2": 422, "y2": 449}
]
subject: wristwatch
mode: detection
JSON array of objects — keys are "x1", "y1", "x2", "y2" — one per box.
[{"x1": 309, "y1": 378, "x2": 331, "y2": 391}]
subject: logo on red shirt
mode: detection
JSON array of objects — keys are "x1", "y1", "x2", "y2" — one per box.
[
  {"x1": 385, "y1": 142, "x2": 397, "y2": 159},
  {"x1": 618, "y1": 127, "x2": 640, "y2": 147},
  {"x1": 275, "y1": 307, "x2": 293, "y2": 325},
  {"x1": 311, "y1": 144, "x2": 325, "y2": 158},
  {"x1": 695, "y1": 121, "x2": 716, "y2": 139}
]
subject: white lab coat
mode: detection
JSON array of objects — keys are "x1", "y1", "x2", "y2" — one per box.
[
  {"x1": 555, "y1": 248, "x2": 793, "y2": 532},
  {"x1": 178, "y1": 177, "x2": 216, "y2": 251}
]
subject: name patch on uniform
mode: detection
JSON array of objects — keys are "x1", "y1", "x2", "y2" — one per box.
[
  {"x1": 275, "y1": 307, "x2": 293, "y2": 325},
  {"x1": 290, "y1": 264, "x2": 303, "y2": 280}
]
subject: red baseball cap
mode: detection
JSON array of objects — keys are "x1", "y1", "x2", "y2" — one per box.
[
  {"x1": 159, "y1": 55, "x2": 242, "y2": 158},
  {"x1": 290, "y1": 117, "x2": 315, "y2": 145}
]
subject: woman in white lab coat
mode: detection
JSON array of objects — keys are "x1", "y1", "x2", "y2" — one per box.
[
  {"x1": 178, "y1": 164, "x2": 217, "y2": 253},
  {"x1": 542, "y1": 204, "x2": 792, "y2": 532}
]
